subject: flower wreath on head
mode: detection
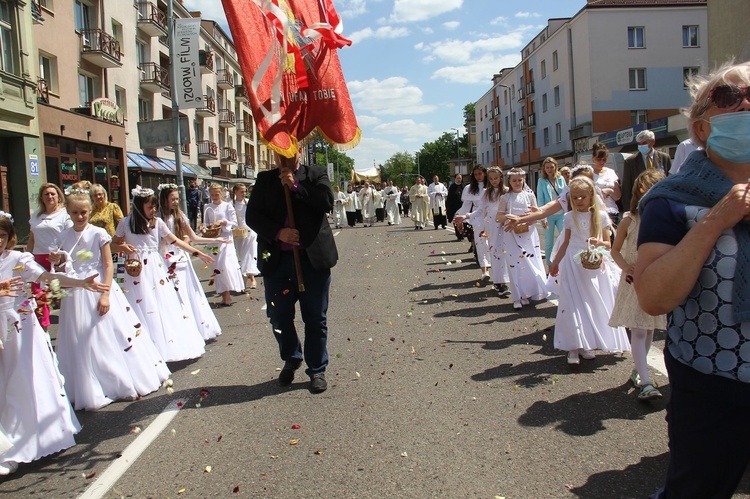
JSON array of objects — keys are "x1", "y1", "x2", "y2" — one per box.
[
  {"x1": 0, "y1": 211, "x2": 13, "y2": 223},
  {"x1": 570, "y1": 164, "x2": 594, "y2": 176},
  {"x1": 131, "y1": 185, "x2": 155, "y2": 198},
  {"x1": 505, "y1": 169, "x2": 527, "y2": 177},
  {"x1": 65, "y1": 187, "x2": 90, "y2": 196},
  {"x1": 157, "y1": 183, "x2": 179, "y2": 191}
]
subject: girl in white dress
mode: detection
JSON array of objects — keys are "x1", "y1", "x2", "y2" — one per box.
[
  {"x1": 453, "y1": 165, "x2": 491, "y2": 280},
  {"x1": 114, "y1": 186, "x2": 212, "y2": 362},
  {"x1": 202, "y1": 184, "x2": 244, "y2": 306},
  {"x1": 231, "y1": 183, "x2": 259, "y2": 291},
  {"x1": 0, "y1": 212, "x2": 109, "y2": 475},
  {"x1": 548, "y1": 177, "x2": 629, "y2": 365},
  {"x1": 470, "y1": 167, "x2": 509, "y2": 296},
  {"x1": 496, "y1": 168, "x2": 549, "y2": 309},
  {"x1": 609, "y1": 170, "x2": 667, "y2": 400},
  {"x1": 156, "y1": 184, "x2": 225, "y2": 341},
  {"x1": 53, "y1": 188, "x2": 170, "y2": 411}
]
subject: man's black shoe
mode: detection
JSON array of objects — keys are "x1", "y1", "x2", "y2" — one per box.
[
  {"x1": 310, "y1": 374, "x2": 327, "y2": 393},
  {"x1": 279, "y1": 360, "x2": 302, "y2": 386}
]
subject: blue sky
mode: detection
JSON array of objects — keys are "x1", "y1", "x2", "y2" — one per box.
[{"x1": 185, "y1": 0, "x2": 587, "y2": 169}]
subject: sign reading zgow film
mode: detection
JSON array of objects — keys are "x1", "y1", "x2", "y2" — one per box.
[
  {"x1": 91, "y1": 98, "x2": 125, "y2": 125},
  {"x1": 174, "y1": 18, "x2": 203, "y2": 109}
]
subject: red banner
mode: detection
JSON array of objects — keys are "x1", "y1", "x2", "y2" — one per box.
[{"x1": 222, "y1": 0, "x2": 360, "y2": 158}]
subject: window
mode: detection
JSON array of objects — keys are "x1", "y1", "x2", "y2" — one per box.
[
  {"x1": 39, "y1": 0, "x2": 53, "y2": 8},
  {"x1": 115, "y1": 86, "x2": 126, "y2": 118},
  {"x1": 552, "y1": 50, "x2": 558, "y2": 71},
  {"x1": 78, "y1": 72, "x2": 96, "y2": 107},
  {"x1": 138, "y1": 95, "x2": 151, "y2": 121},
  {"x1": 631, "y1": 110, "x2": 647, "y2": 125},
  {"x1": 74, "y1": 0, "x2": 90, "y2": 33},
  {"x1": 111, "y1": 19, "x2": 123, "y2": 45},
  {"x1": 522, "y1": 136, "x2": 527, "y2": 152},
  {"x1": 628, "y1": 27, "x2": 645, "y2": 48},
  {"x1": 629, "y1": 68, "x2": 646, "y2": 90},
  {"x1": 0, "y1": 0, "x2": 15, "y2": 74},
  {"x1": 505, "y1": 116, "x2": 508, "y2": 131},
  {"x1": 683, "y1": 66, "x2": 700, "y2": 87},
  {"x1": 541, "y1": 60, "x2": 546, "y2": 79},
  {"x1": 480, "y1": 130, "x2": 484, "y2": 143},
  {"x1": 39, "y1": 52, "x2": 58, "y2": 93},
  {"x1": 682, "y1": 25, "x2": 699, "y2": 47},
  {"x1": 543, "y1": 127, "x2": 549, "y2": 146},
  {"x1": 470, "y1": 123, "x2": 476, "y2": 134},
  {"x1": 555, "y1": 123, "x2": 562, "y2": 143},
  {"x1": 511, "y1": 112, "x2": 516, "y2": 128},
  {"x1": 506, "y1": 142, "x2": 509, "y2": 158},
  {"x1": 136, "y1": 40, "x2": 148, "y2": 68},
  {"x1": 554, "y1": 86, "x2": 560, "y2": 107},
  {"x1": 542, "y1": 94, "x2": 548, "y2": 112}
]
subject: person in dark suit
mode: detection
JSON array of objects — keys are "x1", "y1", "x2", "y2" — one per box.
[
  {"x1": 621, "y1": 129, "x2": 672, "y2": 209},
  {"x1": 246, "y1": 150, "x2": 338, "y2": 393}
]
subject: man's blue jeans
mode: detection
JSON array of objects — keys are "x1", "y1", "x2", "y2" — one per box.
[{"x1": 264, "y1": 251, "x2": 330, "y2": 377}]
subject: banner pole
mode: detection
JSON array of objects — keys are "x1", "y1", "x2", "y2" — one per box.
[{"x1": 167, "y1": 0, "x2": 187, "y2": 214}]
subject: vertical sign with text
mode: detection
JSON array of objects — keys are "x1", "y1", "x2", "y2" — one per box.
[{"x1": 174, "y1": 18, "x2": 203, "y2": 109}]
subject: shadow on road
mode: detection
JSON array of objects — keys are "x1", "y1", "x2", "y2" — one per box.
[{"x1": 569, "y1": 452, "x2": 668, "y2": 498}]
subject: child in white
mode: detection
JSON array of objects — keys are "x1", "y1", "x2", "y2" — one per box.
[
  {"x1": 609, "y1": 170, "x2": 667, "y2": 400},
  {"x1": 496, "y1": 168, "x2": 549, "y2": 309},
  {"x1": 470, "y1": 167, "x2": 509, "y2": 296},
  {"x1": 158, "y1": 185, "x2": 224, "y2": 341},
  {"x1": 54, "y1": 188, "x2": 170, "y2": 411},
  {"x1": 454, "y1": 166, "x2": 490, "y2": 280},
  {"x1": 0, "y1": 212, "x2": 109, "y2": 475},
  {"x1": 549, "y1": 177, "x2": 629, "y2": 365},
  {"x1": 231, "y1": 183, "x2": 259, "y2": 291},
  {"x1": 114, "y1": 186, "x2": 211, "y2": 362},
  {"x1": 203, "y1": 183, "x2": 244, "y2": 306}
]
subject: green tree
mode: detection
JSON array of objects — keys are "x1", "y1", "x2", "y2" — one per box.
[
  {"x1": 463, "y1": 102, "x2": 475, "y2": 123},
  {"x1": 417, "y1": 132, "x2": 456, "y2": 181},
  {"x1": 381, "y1": 151, "x2": 415, "y2": 187},
  {"x1": 308, "y1": 133, "x2": 354, "y2": 187}
]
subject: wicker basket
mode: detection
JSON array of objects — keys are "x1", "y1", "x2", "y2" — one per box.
[
  {"x1": 232, "y1": 227, "x2": 249, "y2": 239},
  {"x1": 202, "y1": 224, "x2": 222, "y2": 238},
  {"x1": 513, "y1": 224, "x2": 529, "y2": 234},
  {"x1": 124, "y1": 253, "x2": 143, "y2": 277},
  {"x1": 580, "y1": 245, "x2": 603, "y2": 270}
]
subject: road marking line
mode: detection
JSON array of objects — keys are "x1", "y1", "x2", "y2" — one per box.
[{"x1": 78, "y1": 399, "x2": 186, "y2": 499}]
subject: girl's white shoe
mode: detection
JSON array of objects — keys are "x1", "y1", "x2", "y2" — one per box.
[
  {"x1": 566, "y1": 351, "x2": 580, "y2": 365},
  {"x1": 0, "y1": 461, "x2": 18, "y2": 476}
]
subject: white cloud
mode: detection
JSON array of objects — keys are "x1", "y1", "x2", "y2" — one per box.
[
  {"x1": 338, "y1": 0, "x2": 368, "y2": 18},
  {"x1": 348, "y1": 77, "x2": 437, "y2": 116},
  {"x1": 515, "y1": 11, "x2": 541, "y2": 18},
  {"x1": 431, "y1": 53, "x2": 522, "y2": 84},
  {"x1": 490, "y1": 16, "x2": 507, "y2": 26},
  {"x1": 346, "y1": 136, "x2": 403, "y2": 169},
  {"x1": 348, "y1": 25, "x2": 409, "y2": 44},
  {"x1": 182, "y1": 1, "x2": 229, "y2": 33},
  {"x1": 373, "y1": 119, "x2": 440, "y2": 140},
  {"x1": 418, "y1": 32, "x2": 528, "y2": 64},
  {"x1": 442, "y1": 21, "x2": 460, "y2": 31},
  {"x1": 356, "y1": 115, "x2": 382, "y2": 126},
  {"x1": 390, "y1": 0, "x2": 463, "y2": 23},
  {"x1": 422, "y1": 26, "x2": 434, "y2": 35}
]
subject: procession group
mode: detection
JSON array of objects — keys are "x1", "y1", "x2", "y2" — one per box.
[{"x1": 0, "y1": 179, "x2": 260, "y2": 476}]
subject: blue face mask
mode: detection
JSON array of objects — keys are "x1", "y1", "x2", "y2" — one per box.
[
  {"x1": 707, "y1": 112, "x2": 750, "y2": 163},
  {"x1": 637, "y1": 144, "x2": 651, "y2": 155}
]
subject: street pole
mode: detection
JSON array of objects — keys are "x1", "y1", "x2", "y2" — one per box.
[
  {"x1": 416, "y1": 152, "x2": 420, "y2": 178},
  {"x1": 167, "y1": 0, "x2": 187, "y2": 214},
  {"x1": 451, "y1": 127, "x2": 460, "y2": 175},
  {"x1": 499, "y1": 83, "x2": 514, "y2": 168}
]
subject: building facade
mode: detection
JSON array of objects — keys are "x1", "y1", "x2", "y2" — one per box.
[
  {"x1": 475, "y1": 0, "x2": 708, "y2": 187},
  {"x1": 31, "y1": 0, "x2": 261, "y2": 217}
]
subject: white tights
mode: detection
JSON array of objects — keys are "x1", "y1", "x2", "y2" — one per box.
[{"x1": 631, "y1": 328, "x2": 654, "y2": 385}]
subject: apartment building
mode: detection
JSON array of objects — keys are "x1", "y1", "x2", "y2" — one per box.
[
  {"x1": 0, "y1": 0, "x2": 44, "y2": 240},
  {"x1": 32, "y1": 0, "x2": 260, "y2": 213},
  {"x1": 475, "y1": 0, "x2": 708, "y2": 184}
]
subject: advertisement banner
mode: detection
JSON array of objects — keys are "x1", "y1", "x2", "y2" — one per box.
[{"x1": 174, "y1": 18, "x2": 203, "y2": 109}]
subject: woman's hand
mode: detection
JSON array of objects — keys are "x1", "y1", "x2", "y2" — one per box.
[
  {"x1": 48, "y1": 251, "x2": 62, "y2": 265},
  {"x1": 83, "y1": 274, "x2": 110, "y2": 293},
  {"x1": 196, "y1": 252, "x2": 215, "y2": 265},
  {"x1": 123, "y1": 244, "x2": 137, "y2": 254},
  {"x1": 542, "y1": 219, "x2": 549, "y2": 230},
  {"x1": 215, "y1": 237, "x2": 230, "y2": 244},
  {"x1": 97, "y1": 294, "x2": 110, "y2": 316},
  {"x1": 707, "y1": 183, "x2": 750, "y2": 229},
  {"x1": 220, "y1": 219, "x2": 229, "y2": 226},
  {"x1": 504, "y1": 215, "x2": 520, "y2": 229}
]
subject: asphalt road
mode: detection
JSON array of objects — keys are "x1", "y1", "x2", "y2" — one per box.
[{"x1": 2, "y1": 219, "x2": 750, "y2": 498}]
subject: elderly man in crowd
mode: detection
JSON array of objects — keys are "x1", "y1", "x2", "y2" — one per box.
[{"x1": 621, "y1": 129, "x2": 672, "y2": 209}]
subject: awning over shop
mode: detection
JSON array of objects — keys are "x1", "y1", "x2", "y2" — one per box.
[{"x1": 126, "y1": 152, "x2": 198, "y2": 177}]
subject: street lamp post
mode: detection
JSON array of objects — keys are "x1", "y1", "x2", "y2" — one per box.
[
  {"x1": 415, "y1": 151, "x2": 420, "y2": 178},
  {"x1": 498, "y1": 83, "x2": 514, "y2": 167}
]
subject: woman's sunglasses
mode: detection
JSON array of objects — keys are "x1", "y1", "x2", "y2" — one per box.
[{"x1": 708, "y1": 85, "x2": 750, "y2": 109}]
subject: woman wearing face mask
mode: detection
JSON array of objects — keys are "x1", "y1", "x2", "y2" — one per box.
[{"x1": 635, "y1": 61, "x2": 750, "y2": 498}]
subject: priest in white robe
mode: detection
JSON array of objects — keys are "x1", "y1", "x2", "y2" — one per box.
[
  {"x1": 408, "y1": 177, "x2": 430, "y2": 230},
  {"x1": 383, "y1": 179, "x2": 401, "y2": 225},
  {"x1": 358, "y1": 182, "x2": 380, "y2": 227},
  {"x1": 428, "y1": 175, "x2": 448, "y2": 230}
]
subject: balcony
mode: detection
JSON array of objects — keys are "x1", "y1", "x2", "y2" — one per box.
[
  {"x1": 220, "y1": 147, "x2": 237, "y2": 165},
  {"x1": 218, "y1": 109, "x2": 235, "y2": 128},
  {"x1": 519, "y1": 118, "x2": 527, "y2": 131},
  {"x1": 136, "y1": 2, "x2": 168, "y2": 37},
  {"x1": 526, "y1": 82, "x2": 535, "y2": 95},
  {"x1": 80, "y1": 29, "x2": 122, "y2": 68},
  {"x1": 217, "y1": 69, "x2": 234, "y2": 90},
  {"x1": 36, "y1": 77, "x2": 49, "y2": 104},
  {"x1": 31, "y1": 0, "x2": 44, "y2": 24},
  {"x1": 197, "y1": 140, "x2": 218, "y2": 160},
  {"x1": 195, "y1": 96, "x2": 216, "y2": 117},
  {"x1": 517, "y1": 87, "x2": 525, "y2": 101},
  {"x1": 165, "y1": 143, "x2": 190, "y2": 156},
  {"x1": 140, "y1": 62, "x2": 170, "y2": 94},
  {"x1": 235, "y1": 84, "x2": 249, "y2": 102},
  {"x1": 528, "y1": 113, "x2": 536, "y2": 128},
  {"x1": 237, "y1": 118, "x2": 253, "y2": 136},
  {"x1": 199, "y1": 49, "x2": 214, "y2": 74}
]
